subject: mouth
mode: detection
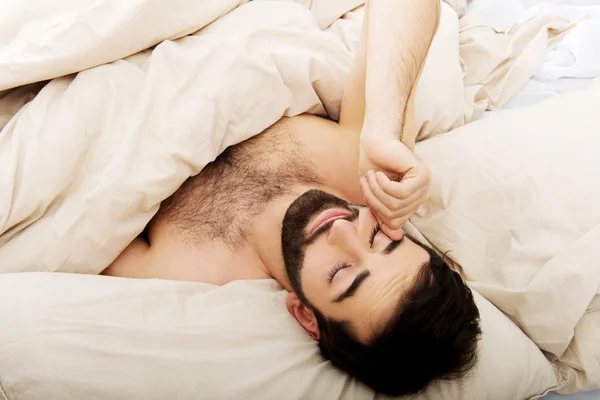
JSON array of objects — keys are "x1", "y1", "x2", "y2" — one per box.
[{"x1": 308, "y1": 208, "x2": 351, "y2": 235}]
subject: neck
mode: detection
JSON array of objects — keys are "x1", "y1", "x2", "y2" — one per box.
[
  {"x1": 250, "y1": 183, "x2": 350, "y2": 292},
  {"x1": 248, "y1": 184, "x2": 332, "y2": 292}
]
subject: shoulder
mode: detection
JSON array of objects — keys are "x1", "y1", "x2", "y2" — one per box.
[{"x1": 282, "y1": 114, "x2": 363, "y2": 204}]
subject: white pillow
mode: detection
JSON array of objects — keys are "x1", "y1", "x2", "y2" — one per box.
[
  {"x1": 0, "y1": 272, "x2": 561, "y2": 400},
  {"x1": 412, "y1": 79, "x2": 600, "y2": 393}
]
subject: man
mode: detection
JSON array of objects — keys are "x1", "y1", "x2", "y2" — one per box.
[
  {"x1": 103, "y1": 0, "x2": 481, "y2": 395},
  {"x1": 281, "y1": 189, "x2": 480, "y2": 395}
]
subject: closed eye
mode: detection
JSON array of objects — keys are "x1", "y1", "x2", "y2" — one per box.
[
  {"x1": 327, "y1": 262, "x2": 350, "y2": 283},
  {"x1": 369, "y1": 225, "x2": 380, "y2": 248}
]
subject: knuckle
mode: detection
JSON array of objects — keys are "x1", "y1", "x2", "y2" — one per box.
[
  {"x1": 373, "y1": 184, "x2": 384, "y2": 196},
  {"x1": 389, "y1": 219, "x2": 402, "y2": 229},
  {"x1": 381, "y1": 179, "x2": 392, "y2": 192},
  {"x1": 381, "y1": 208, "x2": 394, "y2": 219},
  {"x1": 391, "y1": 200, "x2": 402, "y2": 210},
  {"x1": 396, "y1": 187, "x2": 409, "y2": 199}
]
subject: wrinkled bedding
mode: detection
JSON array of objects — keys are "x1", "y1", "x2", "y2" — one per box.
[
  {"x1": 1, "y1": 0, "x2": 599, "y2": 397},
  {"x1": 0, "y1": 0, "x2": 573, "y2": 274},
  {"x1": 412, "y1": 78, "x2": 600, "y2": 395}
]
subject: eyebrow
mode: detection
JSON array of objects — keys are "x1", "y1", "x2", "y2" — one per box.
[
  {"x1": 332, "y1": 236, "x2": 405, "y2": 304},
  {"x1": 333, "y1": 269, "x2": 371, "y2": 303},
  {"x1": 383, "y1": 236, "x2": 404, "y2": 255}
]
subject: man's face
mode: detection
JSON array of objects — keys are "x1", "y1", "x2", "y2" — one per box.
[{"x1": 282, "y1": 189, "x2": 431, "y2": 341}]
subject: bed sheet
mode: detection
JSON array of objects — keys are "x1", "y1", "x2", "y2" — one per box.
[
  {"x1": 469, "y1": 0, "x2": 600, "y2": 398},
  {"x1": 0, "y1": 0, "x2": 598, "y2": 398},
  {"x1": 472, "y1": 0, "x2": 600, "y2": 114}
]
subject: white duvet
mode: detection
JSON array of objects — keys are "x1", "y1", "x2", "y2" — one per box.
[
  {"x1": 1, "y1": 0, "x2": 599, "y2": 398},
  {"x1": 0, "y1": 0, "x2": 575, "y2": 275},
  {"x1": 412, "y1": 78, "x2": 600, "y2": 394}
]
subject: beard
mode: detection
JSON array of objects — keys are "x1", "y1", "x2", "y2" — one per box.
[
  {"x1": 281, "y1": 189, "x2": 354, "y2": 301},
  {"x1": 281, "y1": 189, "x2": 433, "y2": 304}
]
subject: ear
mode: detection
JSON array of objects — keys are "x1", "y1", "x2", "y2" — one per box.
[{"x1": 286, "y1": 292, "x2": 320, "y2": 341}]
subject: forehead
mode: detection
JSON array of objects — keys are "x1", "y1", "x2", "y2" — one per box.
[
  {"x1": 354, "y1": 240, "x2": 428, "y2": 299},
  {"x1": 343, "y1": 266, "x2": 417, "y2": 340},
  {"x1": 311, "y1": 238, "x2": 430, "y2": 339}
]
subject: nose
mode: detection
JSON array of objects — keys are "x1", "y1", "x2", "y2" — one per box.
[{"x1": 327, "y1": 218, "x2": 365, "y2": 260}]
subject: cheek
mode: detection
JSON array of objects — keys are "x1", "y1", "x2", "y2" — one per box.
[
  {"x1": 300, "y1": 246, "x2": 333, "y2": 305},
  {"x1": 302, "y1": 242, "x2": 332, "y2": 278}
]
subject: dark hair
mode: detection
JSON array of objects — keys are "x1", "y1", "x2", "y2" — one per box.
[{"x1": 312, "y1": 247, "x2": 481, "y2": 396}]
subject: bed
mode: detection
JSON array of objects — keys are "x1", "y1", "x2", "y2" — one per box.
[
  {"x1": 424, "y1": 2, "x2": 600, "y2": 400},
  {"x1": 1, "y1": 0, "x2": 599, "y2": 399}
]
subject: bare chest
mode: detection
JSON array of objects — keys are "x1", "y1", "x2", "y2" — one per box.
[
  {"x1": 109, "y1": 116, "x2": 359, "y2": 285},
  {"x1": 150, "y1": 120, "x2": 322, "y2": 251}
]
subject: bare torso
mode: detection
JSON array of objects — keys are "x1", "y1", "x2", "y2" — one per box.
[{"x1": 102, "y1": 115, "x2": 362, "y2": 288}]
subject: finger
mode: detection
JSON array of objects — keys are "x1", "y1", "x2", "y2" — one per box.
[
  {"x1": 361, "y1": 182, "x2": 397, "y2": 232},
  {"x1": 360, "y1": 177, "x2": 392, "y2": 221},
  {"x1": 380, "y1": 222, "x2": 405, "y2": 241},
  {"x1": 373, "y1": 171, "x2": 429, "y2": 212},
  {"x1": 377, "y1": 169, "x2": 429, "y2": 200},
  {"x1": 384, "y1": 204, "x2": 421, "y2": 231},
  {"x1": 366, "y1": 170, "x2": 399, "y2": 211},
  {"x1": 383, "y1": 186, "x2": 430, "y2": 218},
  {"x1": 366, "y1": 178, "x2": 427, "y2": 224},
  {"x1": 376, "y1": 170, "x2": 430, "y2": 200},
  {"x1": 369, "y1": 182, "x2": 429, "y2": 220}
]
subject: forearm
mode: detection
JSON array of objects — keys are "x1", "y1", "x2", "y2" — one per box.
[{"x1": 363, "y1": 0, "x2": 440, "y2": 146}]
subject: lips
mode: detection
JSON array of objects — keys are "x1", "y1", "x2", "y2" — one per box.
[{"x1": 308, "y1": 208, "x2": 350, "y2": 234}]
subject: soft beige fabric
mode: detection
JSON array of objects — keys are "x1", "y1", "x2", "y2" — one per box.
[
  {"x1": 293, "y1": 0, "x2": 365, "y2": 29},
  {"x1": 412, "y1": 78, "x2": 600, "y2": 393},
  {"x1": 555, "y1": 293, "x2": 600, "y2": 395},
  {"x1": 1, "y1": 0, "x2": 561, "y2": 275},
  {"x1": 0, "y1": 0, "x2": 250, "y2": 91},
  {"x1": 459, "y1": 10, "x2": 575, "y2": 121},
  {"x1": 0, "y1": 272, "x2": 561, "y2": 400},
  {"x1": 326, "y1": 3, "x2": 466, "y2": 141},
  {"x1": 443, "y1": 0, "x2": 468, "y2": 18},
  {"x1": 0, "y1": 377, "x2": 6, "y2": 400},
  {"x1": 296, "y1": 0, "x2": 468, "y2": 27},
  {"x1": 0, "y1": 83, "x2": 47, "y2": 131},
  {"x1": 0, "y1": 1, "x2": 353, "y2": 274},
  {"x1": 0, "y1": 1, "x2": 583, "y2": 398},
  {"x1": 326, "y1": 3, "x2": 574, "y2": 141}
]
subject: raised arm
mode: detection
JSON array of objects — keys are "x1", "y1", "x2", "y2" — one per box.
[
  {"x1": 364, "y1": 0, "x2": 439, "y2": 148},
  {"x1": 339, "y1": 0, "x2": 440, "y2": 239},
  {"x1": 339, "y1": 0, "x2": 440, "y2": 148}
]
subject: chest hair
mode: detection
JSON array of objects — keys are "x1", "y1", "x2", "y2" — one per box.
[{"x1": 153, "y1": 121, "x2": 322, "y2": 247}]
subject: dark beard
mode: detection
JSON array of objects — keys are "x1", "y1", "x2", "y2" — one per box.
[
  {"x1": 281, "y1": 189, "x2": 437, "y2": 304},
  {"x1": 281, "y1": 189, "x2": 353, "y2": 301}
]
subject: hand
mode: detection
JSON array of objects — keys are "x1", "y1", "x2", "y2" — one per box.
[{"x1": 358, "y1": 135, "x2": 431, "y2": 240}]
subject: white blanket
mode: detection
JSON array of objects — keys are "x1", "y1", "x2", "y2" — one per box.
[
  {"x1": 1, "y1": 0, "x2": 596, "y2": 396},
  {"x1": 0, "y1": 0, "x2": 573, "y2": 275},
  {"x1": 412, "y1": 78, "x2": 600, "y2": 394}
]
